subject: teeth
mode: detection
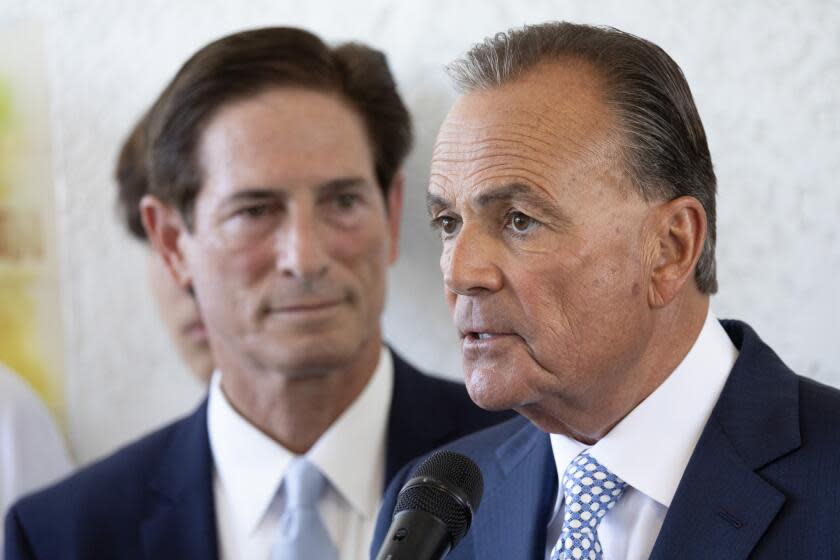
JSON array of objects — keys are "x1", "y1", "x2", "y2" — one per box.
[{"x1": 477, "y1": 333, "x2": 492, "y2": 340}]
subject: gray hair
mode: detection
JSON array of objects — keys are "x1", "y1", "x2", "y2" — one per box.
[{"x1": 447, "y1": 22, "x2": 718, "y2": 294}]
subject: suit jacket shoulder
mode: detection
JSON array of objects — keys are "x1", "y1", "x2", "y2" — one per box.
[
  {"x1": 374, "y1": 321, "x2": 840, "y2": 560},
  {"x1": 6, "y1": 351, "x2": 512, "y2": 560},
  {"x1": 374, "y1": 416, "x2": 555, "y2": 560},
  {"x1": 4, "y1": 401, "x2": 217, "y2": 560},
  {"x1": 647, "y1": 320, "x2": 840, "y2": 559}
]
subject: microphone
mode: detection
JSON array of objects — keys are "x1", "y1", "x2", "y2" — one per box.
[{"x1": 375, "y1": 450, "x2": 483, "y2": 560}]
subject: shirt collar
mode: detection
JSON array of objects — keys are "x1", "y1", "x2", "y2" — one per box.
[
  {"x1": 550, "y1": 308, "x2": 738, "y2": 507},
  {"x1": 207, "y1": 346, "x2": 393, "y2": 534},
  {"x1": 207, "y1": 369, "x2": 291, "y2": 536},
  {"x1": 308, "y1": 346, "x2": 393, "y2": 520}
]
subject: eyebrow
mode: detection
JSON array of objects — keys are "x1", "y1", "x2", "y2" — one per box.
[
  {"x1": 426, "y1": 191, "x2": 450, "y2": 215},
  {"x1": 223, "y1": 176, "x2": 371, "y2": 205},
  {"x1": 427, "y1": 182, "x2": 568, "y2": 221},
  {"x1": 224, "y1": 189, "x2": 279, "y2": 204},
  {"x1": 314, "y1": 176, "x2": 370, "y2": 196}
]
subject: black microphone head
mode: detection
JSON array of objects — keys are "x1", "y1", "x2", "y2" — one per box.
[{"x1": 393, "y1": 450, "x2": 484, "y2": 547}]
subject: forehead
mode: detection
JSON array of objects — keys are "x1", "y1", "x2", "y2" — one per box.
[
  {"x1": 431, "y1": 61, "x2": 620, "y2": 202},
  {"x1": 197, "y1": 87, "x2": 375, "y2": 195}
]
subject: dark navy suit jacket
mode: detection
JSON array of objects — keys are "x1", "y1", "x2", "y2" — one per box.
[
  {"x1": 373, "y1": 321, "x2": 840, "y2": 559},
  {"x1": 4, "y1": 351, "x2": 512, "y2": 559}
]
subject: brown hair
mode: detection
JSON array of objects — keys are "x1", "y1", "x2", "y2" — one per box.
[
  {"x1": 447, "y1": 22, "x2": 718, "y2": 294},
  {"x1": 115, "y1": 112, "x2": 151, "y2": 240},
  {"x1": 146, "y1": 27, "x2": 413, "y2": 229}
]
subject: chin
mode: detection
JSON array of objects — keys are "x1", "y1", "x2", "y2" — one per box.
[
  {"x1": 264, "y1": 335, "x2": 362, "y2": 375},
  {"x1": 464, "y1": 367, "x2": 523, "y2": 412},
  {"x1": 270, "y1": 350, "x2": 348, "y2": 377}
]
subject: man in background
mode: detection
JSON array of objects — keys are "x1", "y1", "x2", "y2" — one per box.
[
  {"x1": 115, "y1": 115, "x2": 214, "y2": 383},
  {"x1": 6, "y1": 27, "x2": 510, "y2": 559},
  {"x1": 374, "y1": 22, "x2": 840, "y2": 558}
]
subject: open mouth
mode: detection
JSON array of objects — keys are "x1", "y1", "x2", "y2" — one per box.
[{"x1": 464, "y1": 332, "x2": 510, "y2": 341}]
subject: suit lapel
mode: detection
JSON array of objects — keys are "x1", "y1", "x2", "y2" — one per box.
[
  {"x1": 650, "y1": 320, "x2": 801, "y2": 560},
  {"x1": 140, "y1": 400, "x2": 219, "y2": 560},
  {"x1": 385, "y1": 351, "x2": 460, "y2": 485},
  {"x1": 469, "y1": 421, "x2": 556, "y2": 560},
  {"x1": 649, "y1": 417, "x2": 786, "y2": 559}
]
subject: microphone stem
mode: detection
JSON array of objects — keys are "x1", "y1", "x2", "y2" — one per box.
[{"x1": 375, "y1": 510, "x2": 453, "y2": 560}]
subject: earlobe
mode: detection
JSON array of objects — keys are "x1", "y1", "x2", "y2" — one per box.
[
  {"x1": 140, "y1": 195, "x2": 193, "y2": 289},
  {"x1": 385, "y1": 171, "x2": 405, "y2": 263},
  {"x1": 648, "y1": 197, "x2": 706, "y2": 308}
]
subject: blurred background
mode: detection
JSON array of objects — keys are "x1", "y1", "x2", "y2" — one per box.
[{"x1": 1, "y1": 0, "x2": 838, "y2": 465}]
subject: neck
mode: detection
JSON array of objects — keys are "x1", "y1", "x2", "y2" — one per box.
[{"x1": 217, "y1": 337, "x2": 382, "y2": 454}]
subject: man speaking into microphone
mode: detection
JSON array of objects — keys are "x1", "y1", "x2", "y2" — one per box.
[{"x1": 374, "y1": 22, "x2": 840, "y2": 559}]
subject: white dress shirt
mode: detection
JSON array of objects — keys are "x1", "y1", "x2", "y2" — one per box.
[
  {"x1": 209, "y1": 347, "x2": 393, "y2": 560},
  {"x1": 0, "y1": 364, "x2": 74, "y2": 552},
  {"x1": 545, "y1": 310, "x2": 739, "y2": 559}
]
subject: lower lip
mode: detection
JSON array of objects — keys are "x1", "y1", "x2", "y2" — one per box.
[{"x1": 270, "y1": 301, "x2": 343, "y2": 315}]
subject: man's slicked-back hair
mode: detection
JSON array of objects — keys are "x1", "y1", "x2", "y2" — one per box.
[
  {"x1": 447, "y1": 22, "x2": 718, "y2": 294},
  {"x1": 146, "y1": 26, "x2": 413, "y2": 230}
]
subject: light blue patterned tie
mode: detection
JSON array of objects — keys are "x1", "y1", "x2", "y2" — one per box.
[
  {"x1": 271, "y1": 458, "x2": 338, "y2": 560},
  {"x1": 550, "y1": 451, "x2": 628, "y2": 560}
]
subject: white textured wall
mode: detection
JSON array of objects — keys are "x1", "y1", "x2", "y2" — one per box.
[{"x1": 3, "y1": 0, "x2": 838, "y2": 464}]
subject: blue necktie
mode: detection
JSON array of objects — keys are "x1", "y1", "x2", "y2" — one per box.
[
  {"x1": 271, "y1": 458, "x2": 338, "y2": 560},
  {"x1": 550, "y1": 451, "x2": 628, "y2": 560}
]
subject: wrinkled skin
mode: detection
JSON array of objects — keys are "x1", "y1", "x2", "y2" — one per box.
[{"x1": 429, "y1": 62, "x2": 707, "y2": 442}]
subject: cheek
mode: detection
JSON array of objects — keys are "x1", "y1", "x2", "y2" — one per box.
[
  {"x1": 569, "y1": 227, "x2": 645, "y2": 299},
  {"x1": 187, "y1": 243, "x2": 271, "y2": 321},
  {"x1": 509, "y1": 247, "x2": 638, "y2": 352},
  {"x1": 440, "y1": 246, "x2": 458, "y2": 309},
  {"x1": 510, "y1": 252, "x2": 576, "y2": 312},
  {"x1": 201, "y1": 248, "x2": 266, "y2": 286},
  {"x1": 514, "y1": 270, "x2": 580, "y2": 359},
  {"x1": 331, "y1": 212, "x2": 389, "y2": 257},
  {"x1": 527, "y1": 249, "x2": 647, "y2": 366},
  {"x1": 330, "y1": 225, "x2": 390, "y2": 301}
]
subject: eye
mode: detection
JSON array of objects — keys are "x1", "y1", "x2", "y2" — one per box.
[
  {"x1": 237, "y1": 204, "x2": 271, "y2": 218},
  {"x1": 506, "y1": 211, "x2": 539, "y2": 234},
  {"x1": 335, "y1": 193, "x2": 361, "y2": 210},
  {"x1": 431, "y1": 215, "x2": 460, "y2": 237}
]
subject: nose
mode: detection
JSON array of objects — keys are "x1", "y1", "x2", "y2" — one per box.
[
  {"x1": 442, "y1": 226, "x2": 503, "y2": 296},
  {"x1": 276, "y1": 208, "x2": 329, "y2": 281}
]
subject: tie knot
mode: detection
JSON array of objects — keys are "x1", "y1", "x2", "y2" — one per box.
[
  {"x1": 283, "y1": 458, "x2": 327, "y2": 509},
  {"x1": 561, "y1": 451, "x2": 627, "y2": 531}
]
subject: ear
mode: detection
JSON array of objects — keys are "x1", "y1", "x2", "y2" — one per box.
[
  {"x1": 140, "y1": 194, "x2": 193, "y2": 290},
  {"x1": 648, "y1": 196, "x2": 707, "y2": 308},
  {"x1": 384, "y1": 171, "x2": 404, "y2": 264}
]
